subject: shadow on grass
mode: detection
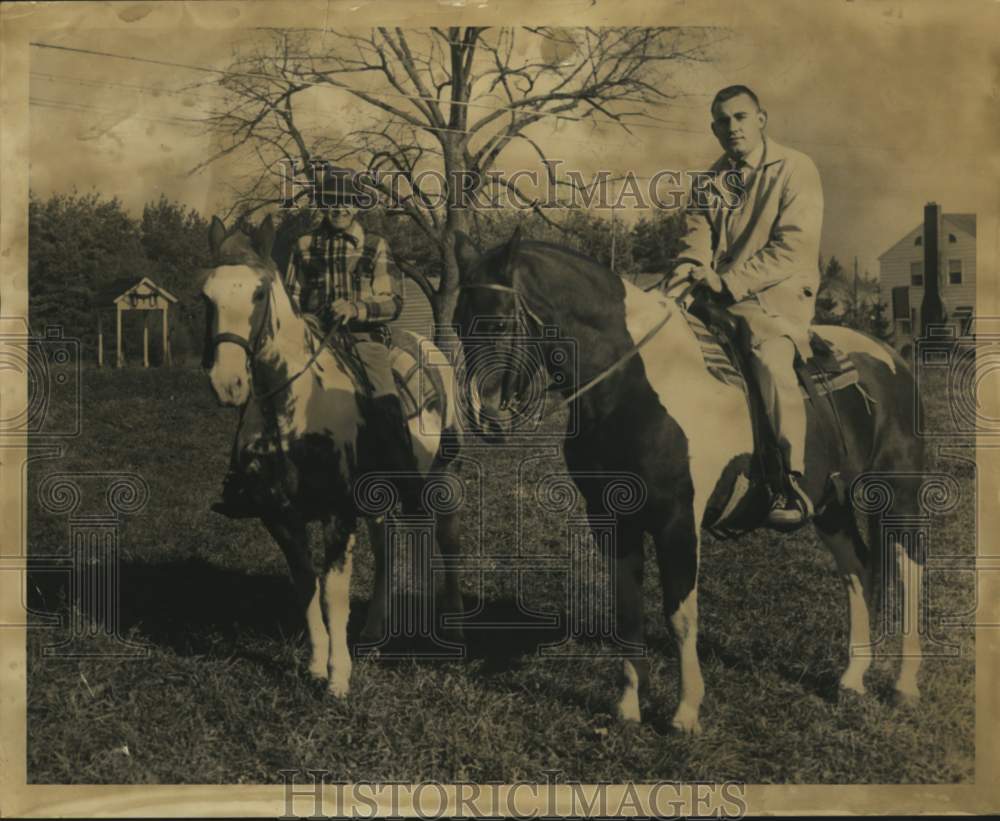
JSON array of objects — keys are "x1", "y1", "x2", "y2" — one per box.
[
  {"x1": 27, "y1": 560, "x2": 571, "y2": 671},
  {"x1": 27, "y1": 557, "x2": 845, "y2": 710}
]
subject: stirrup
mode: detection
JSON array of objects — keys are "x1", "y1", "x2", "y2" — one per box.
[
  {"x1": 765, "y1": 474, "x2": 813, "y2": 531},
  {"x1": 766, "y1": 495, "x2": 807, "y2": 529}
]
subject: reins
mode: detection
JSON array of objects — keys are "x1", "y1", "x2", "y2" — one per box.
[{"x1": 459, "y1": 279, "x2": 689, "y2": 419}]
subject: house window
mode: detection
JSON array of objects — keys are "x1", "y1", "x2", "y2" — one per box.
[
  {"x1": 898, "y1": 319, "x2": 912, "y2": 336},
  {"x1": 948, "y1": 259, "x2": 962, "y2": 285},
  {"x1": 910, "y1": 261, "x2": 924, "y2": 286}
]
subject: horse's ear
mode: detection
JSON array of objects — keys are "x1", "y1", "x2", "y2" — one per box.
[
  {"x1": 254, "y1": 214, "x2": 276, "y2": 263},
  {"x1": 502, "y1": 225, "x2": 523, "y2": 277},
  {"x1": 208, "y1": 216, "x2": 226, "y2": 259},
  {"x1": 453, "y1": 231, "x2": 481, "y2": 282}
]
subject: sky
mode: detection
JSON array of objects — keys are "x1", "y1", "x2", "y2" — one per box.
[{"x1": 26, "y1": 5, "x2": 999, "y2": 280}]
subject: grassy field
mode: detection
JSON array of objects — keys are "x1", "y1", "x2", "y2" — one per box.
[{"x1": 26, "y1": 365, "x2": 975, "y2": 784}]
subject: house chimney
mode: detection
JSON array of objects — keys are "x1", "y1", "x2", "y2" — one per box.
[{"x1": 920, "y1": 201, "x2": 946, "y2": 336}]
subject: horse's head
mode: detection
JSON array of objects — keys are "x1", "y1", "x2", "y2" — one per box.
[
  {"x1": 453, "y1": 227, "x2": 552, "y2": 441},
  {"x1": 201, "y1": 215, "x2": 277, "y2": 406}
]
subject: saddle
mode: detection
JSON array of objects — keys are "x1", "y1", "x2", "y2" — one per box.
[
  {"x1": 303, "y1": 315, "x2": 447, "y2": 423},
  {"x1": 685, "y1": 295, "x2": 863, "y2": 538},
  {"x1": 686, "y1": 299, "x2": 860, "y2": 400}
]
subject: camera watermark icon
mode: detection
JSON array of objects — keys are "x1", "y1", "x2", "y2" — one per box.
[
  {"x1": 0, "y1": 320, "x2": 81, "y2": 438},
  {"x1": 22, "y1": 471, "x2": 151, "y2": 657},
  {"x1": 849, "y1": 468, "x2": 988, "y2": 658},
  {"x1": 914, "y1": 318, "x2": 1000, "y2": 437},
  {"x1": 352, "y1": 464, "x2": 647, "y2": 659},
  {"x1": 428, "y1": 320, "x2": 578, "y2": 442}
]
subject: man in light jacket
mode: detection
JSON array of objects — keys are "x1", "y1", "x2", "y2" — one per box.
[{"x1": 671, "y1": 84, "x2": 824, "y2": 527}]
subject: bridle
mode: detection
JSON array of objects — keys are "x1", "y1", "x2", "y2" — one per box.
[
  {"x1": 207, "y1": 272, "x2": 347, "y2": 402},
  {"x1": 457, "y1": 280, "x2": 681, "y2": 418}
]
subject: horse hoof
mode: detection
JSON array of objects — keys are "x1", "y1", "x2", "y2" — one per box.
[
  {"x1": 326, "y1": 680, "x2": 350, "y2": 699},
  {"x1": 892, "y1": 689, "x2": 920, "y2": 710},
  {"x1": 837, "y1": 685, "x2": 868, "y2": 709},
  {"x1": 670, "y1": 705, "x2": 702, "y2": 735},
  {"x1": 838, "y1": 683, "x2": 867, "y2": 702},
  {"x1": 308, "y1": 665, "x2": 328, "y2": 682}
]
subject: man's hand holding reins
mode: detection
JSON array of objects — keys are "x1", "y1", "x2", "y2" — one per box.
[
  {"x1": 331, "y1": 298, "x2": 360, "y2": 322},
  {"x1": 672, "y1": 262, "x2": 724, "y2": 294}
]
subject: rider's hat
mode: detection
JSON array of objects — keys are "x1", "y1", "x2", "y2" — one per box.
[{"x1": 314, "y1": 165, "x2": 364, "y2": 209}]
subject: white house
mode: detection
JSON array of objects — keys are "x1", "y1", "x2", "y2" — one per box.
[{"x1": 878, "y1": 204, "x2": 976, "y2": 350}]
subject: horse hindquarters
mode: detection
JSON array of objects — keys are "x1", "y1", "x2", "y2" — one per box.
[{"x1": 815, "y1": 353, "x2": 925, "y2": 705}]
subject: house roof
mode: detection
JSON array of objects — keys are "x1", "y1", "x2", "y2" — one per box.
[
  {"x1": 878, "y1": 213, "x2": 977, "y2": 260},
  {"x1": 94, "y1": 276, "x2": 179, "y2": 307},
  {"x1": 945, "y1": 213, "x2": 976, "y2": 238}
]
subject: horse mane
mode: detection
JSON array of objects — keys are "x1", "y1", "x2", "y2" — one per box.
[{"x1": 500, "y1": 237, "x2": 627, "y2": 327}]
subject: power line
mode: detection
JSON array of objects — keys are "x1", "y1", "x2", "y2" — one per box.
[
  {"x1": 30, "y1": 73, "x2": 221, "y2": 118},
  {"x1": 30, "y1": 70, "x2": 227, "y2": 103},
  {"x1": 30, "y1": 97, "x2": 205, "y2": 129},
  {"x1": 31, "y1": 40, "x2": 894, "y2": 155},
  {"x1": 29, "y1": 40, "x2": 709, "y2": 135}
]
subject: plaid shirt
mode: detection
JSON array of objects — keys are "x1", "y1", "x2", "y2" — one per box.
[{"x1": 283, "y1": 218, "x2": 402, "y2": 326}]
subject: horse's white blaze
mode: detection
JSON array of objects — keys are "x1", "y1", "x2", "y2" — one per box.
[
  {"x1": 616, "y1": 660, "x2": 642, "y2": 722},
  {"x1": 210, "y1": 344, "x2": 252, "y2": 406},
  {"x1": 204, "y1": 266, "x2": 258, "y2": 404},
  {"x1": 324, "y1": 534, "x2": 355, "y2": 698},
  {"x1": 670, "y1": 588, "x2": 704, "y2": 734},
  {"x1": 813, "y1": 324, "x2": 897, "y2": 373},
  {"x1": 305, "y1": 579, "x2": 330, "y2": 680},
  {"x1": 895, "y1": 541, "x2": 923, "y2": 701}
]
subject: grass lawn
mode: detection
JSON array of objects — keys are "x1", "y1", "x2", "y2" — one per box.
[{"x1": 25, "y1": 364, "x2": 975, "y2": 784}]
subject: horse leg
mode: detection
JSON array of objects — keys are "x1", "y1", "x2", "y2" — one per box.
[
  {"x1": 652, "y1": 511, "x2": 704, "y2": 735},
  {"x1": 612, "y1": 524, "x2": 647, "y2": 723},
  {"x1": 360, "y1": 517, "x2": 388, "y2": 644},
  {"x1": 261, "y1": 514, "x2": 329, "y2": 681},
  {"x1": 320, "y1": 515, "x2": 357, "y2": 698},
  {"x1": 887, "y1": 514, "x2": 924, "y2": 707},
  {"x1": 813, "y1": 502, "x2": 873, "y2": 696},
  {"x1": 434, "y1": 510, "x2": 465, "y2": 643}
]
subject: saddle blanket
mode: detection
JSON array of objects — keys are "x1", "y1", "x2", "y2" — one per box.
[
  {"x1": 304, "y1": 317, "x2": 448, "y2": 422},
  {"x1": 685, "y1": 313, "x2": 860, "y2": 398},
  {"x1": 388, "y1": 329, "x2": 448, "y2": 422}
]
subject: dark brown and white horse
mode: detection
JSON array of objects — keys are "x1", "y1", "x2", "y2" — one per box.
[
  {"x1": 453, "y1": 228, "x2": 925, "y2": 733},
  {"x1": 201, "y1": 216, "x2": 463, "y2": 696}
]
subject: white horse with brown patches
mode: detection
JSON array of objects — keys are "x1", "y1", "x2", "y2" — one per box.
[
  {"x1": 201, "y1": 216, "x2": 463, "y2": 696},
  {"x1": 454, "y1": 228, "x2": 927, "y2": 733}
]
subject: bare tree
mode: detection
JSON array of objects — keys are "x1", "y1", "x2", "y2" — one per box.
[{"x1": 195, "y1": 26, "x2": 718, "y2": 336}]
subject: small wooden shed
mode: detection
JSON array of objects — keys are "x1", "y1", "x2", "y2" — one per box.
[{"x1": 95, "y1": 277, "x2": 178, "y2": 367}]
